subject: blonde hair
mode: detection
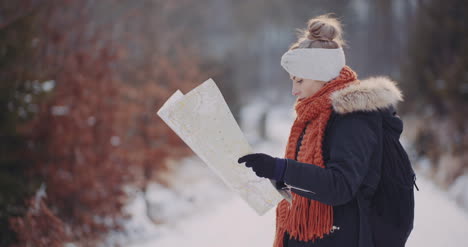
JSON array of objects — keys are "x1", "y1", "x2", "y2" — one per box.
[{"x1": 289, "y1": 13, "x2": 347, "y2": 50}]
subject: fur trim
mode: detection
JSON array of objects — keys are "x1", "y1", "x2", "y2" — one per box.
[{"x1": 330, "y1": 76, "x2": 404, "y2": 114}]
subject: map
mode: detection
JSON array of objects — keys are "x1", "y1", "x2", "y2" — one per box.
[{"x1": 157, "y1": 78, "x2": 285, "y2": 215}]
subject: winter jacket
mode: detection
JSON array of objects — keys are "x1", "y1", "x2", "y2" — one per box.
[{"x1": 279, "y1": 76, "x2": 404, "y2": 247}]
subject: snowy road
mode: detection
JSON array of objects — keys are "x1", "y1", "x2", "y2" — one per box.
[
  {"x1": 121, "y1": 105, "x2": 468, "y2": 247},
  {"x1": 125, "y1": 164, "x2": 468, "y2": 247}
]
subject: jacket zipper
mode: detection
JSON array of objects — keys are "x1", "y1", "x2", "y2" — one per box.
[
  {"x1": 284, "y1": 183, "x2": 316, "y2": 194},
  {"x1": 284, "y1": 157, "x2": 317, "y2": 194}
]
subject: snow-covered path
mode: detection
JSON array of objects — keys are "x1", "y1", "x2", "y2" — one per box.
[
  {"x1": 130, "y1": 193, "x2": 275, "y2": 247},
  {"x1": 121, "y1": 104, "x2": 468, "y2": 246},
  {"x1": 127, "y1": 173, "x2": 468, "y2": 247},
  {"x1": 406, "y1": 176, "x2": 468, "y2": 246}
]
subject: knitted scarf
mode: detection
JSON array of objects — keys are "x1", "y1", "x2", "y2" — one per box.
[{"x1": 273, "y1": 66, "x2": 358, "y2": 246}]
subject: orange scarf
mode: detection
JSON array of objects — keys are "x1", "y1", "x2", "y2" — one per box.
[{"x1": 273, "y1": 66, "x2": 358, "y2": 246}]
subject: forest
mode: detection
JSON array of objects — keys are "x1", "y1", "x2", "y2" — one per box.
[{"x1": 1, "y1": 0, "x2": 467, "y2": 246}]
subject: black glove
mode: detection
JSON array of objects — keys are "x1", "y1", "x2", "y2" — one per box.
[{"x1": 237, "y1": 153, "x2": 287, "y2": 181}]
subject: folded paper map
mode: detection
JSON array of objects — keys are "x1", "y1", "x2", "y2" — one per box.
[{"x1": 157, "y1": 78, "x2": 285, "y2": 215}]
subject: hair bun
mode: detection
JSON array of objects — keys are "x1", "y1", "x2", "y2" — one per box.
[
  {"x1": 306, "y1": 14, "x2": 343, "y2": 44},
  {"x1": 307, "y1": 24, "x2": 336, "y2": 41},
  {"x1": 288, "y1": 13, "x2": 346, "y2": 50}
]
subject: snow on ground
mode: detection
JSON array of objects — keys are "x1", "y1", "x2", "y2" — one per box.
[
  {"x1": 121, "y1": 170, "x2": 468, "y2": 247},
  {"x1": 102, "y1": 156, "x2": 233, "y2": 247},
  {"x1": 123, "y1": 158, "x2": 468, "y2": 247},
  {"x1": 130, "y1": 193, "x2": 276, "y2": 247},
  {"x1": 111, "y1": 105, "x2": 468, "y2": 247},
  {"x1": 120, "y1": 153, "x2": 468, "y2": 247},
  {"x1": 406, "y1": 175, "x2": 468, "y2": 247}
]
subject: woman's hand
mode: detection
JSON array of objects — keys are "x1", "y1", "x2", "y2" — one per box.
[{"x1": 238, "y1": 153, "x2": 286, "y2": 181}]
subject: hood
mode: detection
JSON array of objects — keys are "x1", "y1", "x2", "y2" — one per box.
[{"x1": 330, "y1": 76, "x2": 404, "y2": 114}]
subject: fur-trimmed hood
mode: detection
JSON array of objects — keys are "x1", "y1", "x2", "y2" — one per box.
[{"x1": 330, "y1": 76, "x2": 404, "y2": 114}]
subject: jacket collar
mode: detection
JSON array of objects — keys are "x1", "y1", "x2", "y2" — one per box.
[{"x1": 330, "y1": 76, "x2": 403, "y2": 114}]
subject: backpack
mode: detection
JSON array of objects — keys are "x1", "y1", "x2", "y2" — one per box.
[{"x1": 371, "y1": 106, "x2": 419, "y2": 247}]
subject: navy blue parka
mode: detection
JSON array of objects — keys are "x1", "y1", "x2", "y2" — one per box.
[{"x1": 277, "y1": 76, "x2": 406, "y2": 247}]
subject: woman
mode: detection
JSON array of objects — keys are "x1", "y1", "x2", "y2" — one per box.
[{"x1": 238, "y1": 14, "x2": 405, "y2": 247}]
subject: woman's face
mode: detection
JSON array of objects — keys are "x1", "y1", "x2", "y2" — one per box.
[{"x1": 290, "y1": 75, "x2": 327, "y2": 100}]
